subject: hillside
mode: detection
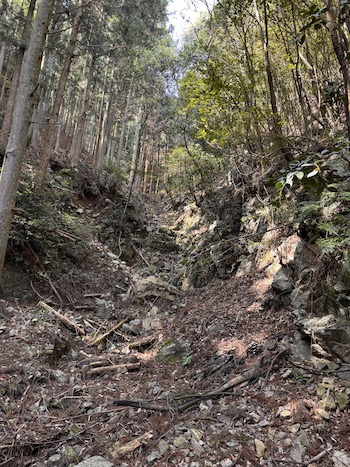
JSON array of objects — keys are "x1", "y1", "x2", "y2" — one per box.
[{"x1": 0, "y1": 164, "x2": 350, "y2": 467}]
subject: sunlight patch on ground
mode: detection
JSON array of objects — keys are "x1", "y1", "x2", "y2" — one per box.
[{"x1": 216, "y1": 332, "x2": 268, "y2": 356}]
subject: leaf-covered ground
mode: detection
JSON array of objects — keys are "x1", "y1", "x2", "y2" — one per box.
[{"x1": 0, "y1": 195, "x2": 350, "y2": 467}]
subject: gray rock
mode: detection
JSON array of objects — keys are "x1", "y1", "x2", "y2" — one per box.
[
  {"x1": 272, "y1": 267, "x2": 293, "y2": 293},
  {"x1": 158, "y1": 439, "x2": 170, "y2": 456},
  {"x1": 133, "y1": 275, "x2": 178, "y2": 301},
  {"x1": 298, "y1": 315, "x2": 350, "y2": 363},
  {"x1": 293, "y1": 241, "x2": 319, "y2": 275},
  {"x1": 290, "y1": 288, "x2": 310, "y2": 312},
  {"x1": 72, "y1": 456, "x2": 114, "y2": 467},
  {"x1": 146, "y1": 451, "x2": 161, "y2": 463},
  {"x1": 48, "y1": 454, "x2": 62, "y2": 465},
  {"x1": 95, "y1": 299, "x2": 115, "y2": 319},
  {"x1": 220, "y1": 459, "x2": 234, "y2": 467}
]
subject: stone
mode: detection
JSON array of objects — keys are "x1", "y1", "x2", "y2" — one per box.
[
  {"x1": 332, "y1": 450, "x2": 350, "y2": 467},
  {"x1": 95, "y1": 299, "x2": 115, "y2": 319},
  {"x1": 279, "y1": 409, "x2": 292, "y2": 418},
  {"x1": 133, "y1": 275, "x2": 178, "y2": 301},
  {"x1": 254, "y1": 439, "x2": 266, "y2": 458},
  {"x1": 220, "y1": 459, "x2": 234, "y2": 467},
  {"x1": 142, "y1": 316, "x2": 162, "y2": 330},
  {"x1": 235, "y1": 258, "x2": 253, "y2": 278},
  {"x1": 315, "y1": 408, "x2": 330, "y2": 420},
  {"x1": 48, "y1": 454, "x2": 62, "y2": 465},
  {"x1": 335, "y1": 392, "x2": 349, "y2": 410},
  {"x1": 72, "y1": 456, "x2": 114, "y2": 467},
  {"x1": 158, "y1": 439, "x2": 170, "y2": 456},
  {"x1": 272, "y1": 267, "x2": 293, "y2": 293},
  {"x1": 173, "y1": 437, "x2": 189, "y2": 448},
  {"x1": 290, "y1": 443, "x2": 304, "y2": 463},
  {"x1": 291, "y1": 288, "x2": 311, "y2": 313},
  {"x1": 146, "y1": 451, "x2": 161, "y2": 463}
]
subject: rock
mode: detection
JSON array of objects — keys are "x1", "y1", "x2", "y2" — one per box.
[
  {"x1": 220, "y1": 459, "x2": 234, "y2": 467},
  {"x1": 235, "y1": 258, "x2": 253, "y2": 278},
  {"x1": 146, "y1": 451, "x2": 161, "y2": 463},
  {"x1": 173, "y1": 436, "x2": 189, "y2": 448},
  {"x1": 289, "y1": 443, "x2": 304, "y2": 463},
  {"x1": 272, "y1": 267, "x2": 293, "y2": 293},
  {"x1": 156, "y1": 340, "x2": 191, "y2": 363},
  {"x1": 133, "y1": 275, "x2": 178, "y2": 301},
  {"x1": 335, "y1": 392, "x2": 349, "y2": 410},
  {"x1": 254, "y1": 439, "x2": 266, "y2": 458},
  {"x1": 48, "y1": 454, "x2": 63, "y2": 465},
  {"x1": 158, "y1": 439, "x2": 170, "y2": 456},
  {"x1": 315, "y1": 408, "x2": 330, "y2": 420},
  {"x1": 142, "y1": 316, "x2": 162, "y2": 330},
  {"x1": 95, "y1": 299, "x2": 115, "y2": 319},
  {"x1": 279, "y1": 409, "x2": 292, "y2": 418},
  {"x1": 332, "y1": 450, "x2": 350, "y2": 467},
  {"x1": 72, "y1": 457, "x2": 114, "y2": 467},
  {"x1": 291, "y1": 288, "x2": 311, "y2": 313},
  {"x1": 293, "y1": 241, "x2": 319, "y2": 275}
]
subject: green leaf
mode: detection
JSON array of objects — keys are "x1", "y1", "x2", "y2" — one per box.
[
  {"x1": 275, "y1": 181, "x2": 284, "y2": 190},
  {"x1": 182, "y1": 355, "x2": 192, "y2": 366}
]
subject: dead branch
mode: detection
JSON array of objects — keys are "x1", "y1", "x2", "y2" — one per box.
[
  {"x1": 38, "y1": 301, "x2": 85, "y2": 335},
  {"x1": 86, "y1": 362, "x2": 140, "y2": 376},
  {"x1": 111, "y1": 431, "x2": 153, "y2": 459},
  {"x1": 87, "y1": 315, "x2": 135, "y2": 346},
  {"x1": 113, "y1": 352, "x2": 268, "y2": 412},
  {"x1": 126, "y1": 335, "x2": 158, "y2": 350},
  {"x1": 54, "y1": 229, "x2": 79, "y2": 242}
]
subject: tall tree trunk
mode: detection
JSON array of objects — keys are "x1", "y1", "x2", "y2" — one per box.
[
  {"x1": 40, "y1": 0, "x2": 84, "y2": 177},
  {"x1": 323, "y1": 0, "x2": 350, "y2": 139},
  {"x1": 253, "y1": 0, "x2": 288, "y2": 159},
  {"x1": 70, "y1": 56, "x2": 96, "y2": 166},
  {"x1": 116, "y1": 75, "x2": 134, "y2": 168},
  {"x1": 128, "y1": 106, "x2": 143, "y2": 188},
  {"x1": 0, "y1": 0, "x2": 56, "y2": 282},
  {"x1": 95, "y1": 88, "x2": 117, "y2": 172},
  {"x1": 0, "y1": 43, "x2": 5, "y2": 84},
  {"x1": 0, "y1": 0, "x2": 36, "y2": 153}
]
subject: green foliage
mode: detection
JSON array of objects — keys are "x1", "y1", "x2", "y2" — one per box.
[
  {"x1": 165, "y1": 144, "x2": 222, "y2": 202},
  {"x1": 275, "y1": 144, "x2": 350, "y2": 260},
  {"x1": 8, "y1": 173, "x2": 91, "y2": 269}
]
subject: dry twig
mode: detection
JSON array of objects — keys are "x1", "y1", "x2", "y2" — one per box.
[
  {"x1": 87, "y1": 315, "x2": 134, "y2": 346},
  {"x1": 38, "y1": 301, "x2": 85, "y2": 335}
]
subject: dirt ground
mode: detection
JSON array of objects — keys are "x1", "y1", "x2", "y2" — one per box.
[{"x1": 0, "y1": 197, "x2": 350, "y2": 467}]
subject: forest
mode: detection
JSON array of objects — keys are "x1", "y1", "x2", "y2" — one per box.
[{"x1": 1, "y1": 0, "x2": 350, "y2": 466}]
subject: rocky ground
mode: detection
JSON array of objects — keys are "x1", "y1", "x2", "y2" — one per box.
[{"x1": 1, "y1": 193, "x2": 350, "y2": 467}]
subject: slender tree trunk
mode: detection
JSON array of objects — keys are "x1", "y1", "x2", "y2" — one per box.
[
  {"x1": 70, "y1": 56, "x2": 96, "y2": 166},
  {"x1": 116, "y1": 76, "x2": 134, "y2": 168},
  {"x1": 0, "y1": 0, "x2": 36, "y2": 153},
  {"x1": 95, "y1": 88, "x2": 117, "y2": 172},
  {"x1": 0, "y1": 0, "x2": 56, "y2": 282},
  {"x1": 128, "y1": 106, "x2": 143, "y2": 188},
  {"x1": 253, "y1": 0, "x2": 288, "y2": 159},
  {"x1": 0, "y1": 43, "x2": 5, "y2": 83},
  {"x1": 40, "y1": 0, "x2": 84, "y2": 177},
  {"x1": 323, "y1": 0, "x2": 350, "y2": 139}
]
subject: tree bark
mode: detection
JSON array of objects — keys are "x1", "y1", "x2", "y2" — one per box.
[
  {"x1": 39, "y1": 0, "x2": 84, "y2": 178},
  {"x1": 128, "y1": 106, "x2": 143, "y2": 188},
  {"x1": 0, "y1": 0, "x2": 36, "y2": 153},
  {"x1": 116, "y1": 76, "x2": 134, "y2": 168},
  {"x1": 0, "y1": 0, "x2": 56, "y2": 282},
  {"x1": 323, "y1": 0, "x2": 350, "y2": 139},
  {"x1": 69, "y1": 56, "x2": 96, "y2": 166}
]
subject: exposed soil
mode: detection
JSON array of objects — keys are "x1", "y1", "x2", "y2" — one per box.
[{"x1": 0, "y1": 195, "x2": 349, "y2": 467}]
